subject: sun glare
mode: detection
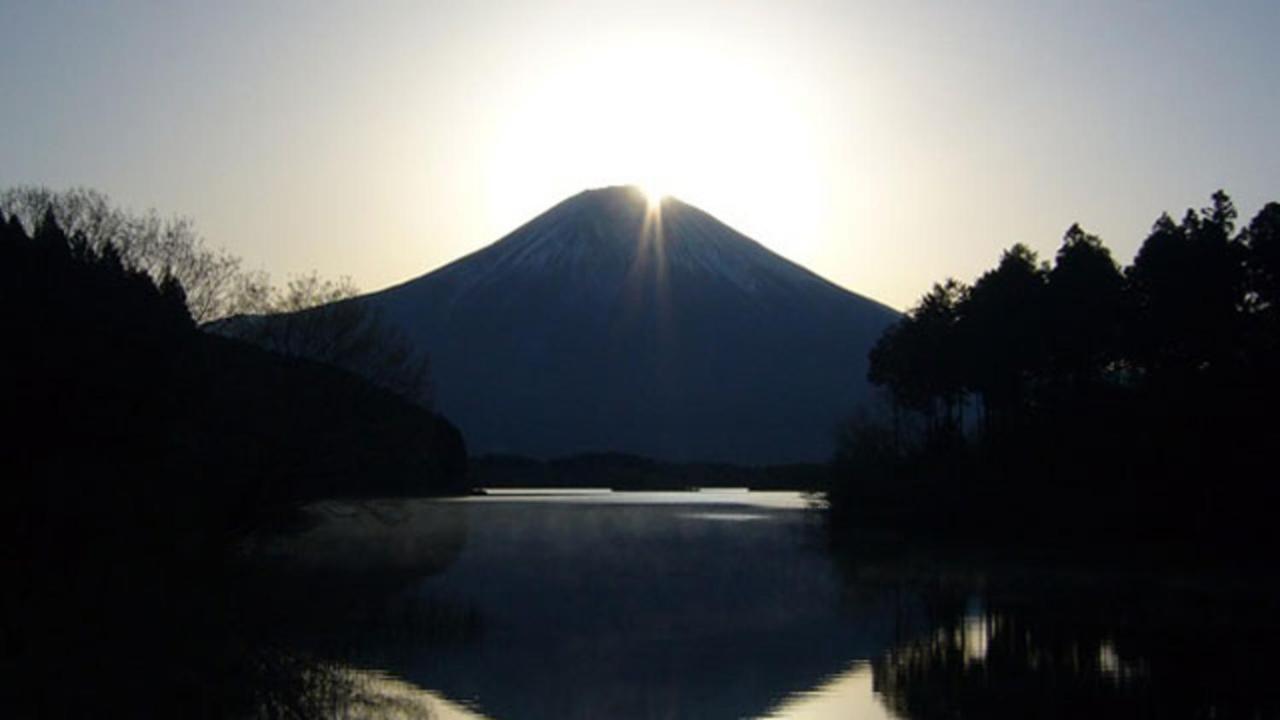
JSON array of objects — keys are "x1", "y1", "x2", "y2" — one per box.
[
  {"x1": 486, "y1": 35, "x2": 824, "y2": 260},
  {"x1": 639, "y1": 183, "x2": 666, "y2": 207}
]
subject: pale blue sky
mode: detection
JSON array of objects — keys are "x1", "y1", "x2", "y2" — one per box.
[{"x1": 2, "y1": 1, "x2": 1277, "y2": 309}]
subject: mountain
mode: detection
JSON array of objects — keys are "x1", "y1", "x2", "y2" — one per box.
[{"x1": 362, "y1": 186, "x2": 898, "y2": 464}]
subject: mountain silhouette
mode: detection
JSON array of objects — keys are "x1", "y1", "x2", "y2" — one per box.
[{"x1": 364, "y1": 186, "x2": 897, "y2": 463}]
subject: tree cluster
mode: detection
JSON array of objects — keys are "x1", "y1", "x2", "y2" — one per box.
[
  {"x1": 211, "y1": 272, "x2": 433, "y2": 407},
  {"x1": 1, "y1": 185, "x2": 433, "y2": 407},
  {"x1": 1, "y1": 185, "x2": 251, "y2": 322},
  {"x1": 834, "y1": 192, "x2": 1280, "y2": 551}
]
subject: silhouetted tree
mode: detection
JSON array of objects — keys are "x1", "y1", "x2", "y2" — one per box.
[
  {"x1": 1, "y1": 186, "x2": 249, "y2": 321},
  {"x1": 1240, "y1": 202, "x2": 1280, "y2": 373},
  {"x1": 215, "y1": 272, "x2": 433, "y2": 407},
  {"x1": 1243, "y1": 202, "x2": 1280, "y2": 314},
  {"x1": 1126, "y1": 213, "x2": 1188, "y2": 375},
  {"x1": 159, "y1": 271, "x2": 194, "y2": 330},
  {"x1": 1127, "y1": 192, "x2": 1246, "y2": 379},
  {"x1": 1187, "y1": 191, "x2": 1247, "y2": 368},
  {"x1": 33, "y1": 205, "x2": 71, "y2": 259},
  {"x1": 956, "y1": 243, "x2": 1049, "y2": 427},
  {"x1": 869, "y1": 279, "x2": 968, "y2": 442},
  {"x1": 1046, "y1": 224, "x2": 1124, "y2": 391}
]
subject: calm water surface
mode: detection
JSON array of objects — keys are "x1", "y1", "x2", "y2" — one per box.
[{"x1": 266, "y1": 490, "x2": 1280, "y2": 719}]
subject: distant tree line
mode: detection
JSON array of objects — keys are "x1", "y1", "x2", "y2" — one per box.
[
  {"x1": 473, "y1": 452, "x2": 826, "y2": 490},
  {"x1": 1, "y1": 204, "x2": 465, "y2": 716},
  {"x1": 831, "y1": 191, "x2": 1280, "y2": 553}
]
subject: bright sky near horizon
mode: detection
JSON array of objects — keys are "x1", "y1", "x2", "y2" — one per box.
[{"x1": 2, "y1": 1, "x2": 1278, "y2": 310}]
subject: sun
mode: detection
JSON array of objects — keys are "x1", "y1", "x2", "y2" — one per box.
[
  {"x1": 486, "y1": 38, "x2": 824, "y2": 260},
  {"x1": 638, "y1": 182, "x2": 666, "y2": 207}
]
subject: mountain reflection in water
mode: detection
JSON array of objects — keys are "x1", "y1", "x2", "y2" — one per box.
[{"x1": 267, "y1": 491, "x2": 1280, "y2": 719}]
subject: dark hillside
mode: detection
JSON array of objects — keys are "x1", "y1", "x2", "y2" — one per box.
[{"x1": 1, "y1": 210, "x2": 465, "y2": 716}]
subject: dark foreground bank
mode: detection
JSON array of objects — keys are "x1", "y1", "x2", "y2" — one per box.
[{"x1": 1, "y1": 211, "x2": 467, "y2": 717}]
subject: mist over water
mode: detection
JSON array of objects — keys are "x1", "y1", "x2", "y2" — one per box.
[{"x1": 268, "y1": 491, "x2": 1280, "y2": 720}]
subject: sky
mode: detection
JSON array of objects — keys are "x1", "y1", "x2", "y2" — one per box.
[{"x1": 2, "y1": 0, "x2": 1278, "y2": 310}]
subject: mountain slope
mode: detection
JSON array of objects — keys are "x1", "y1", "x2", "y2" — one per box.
[{"x1": 364, "y1": 186, "x2": 898, "y2": 463}]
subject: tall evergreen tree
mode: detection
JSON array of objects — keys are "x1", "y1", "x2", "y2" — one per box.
[
  {"x1": 159, "y1": 270, "x2": 193, "y2": 330},
  {"x1": 957, "y1": 244, "x2": 1049, "y2": 423},
  {"x1": 1127, "y1": 193, "x2": 1247, "y2": 377},
  {"x1": 1243, "y1": 202, "x2": 1280, "y2": 313},
  {"x1": 34, "y1": 205, "x2": 71, "y2": 259},
  {"x1": 868, "y1": 279, "x2": 968, "y2": 437},
  {"x1": 1046, "y1": 224, "x2": 1124, "y2": 390}
]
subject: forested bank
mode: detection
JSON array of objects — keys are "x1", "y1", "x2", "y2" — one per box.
[
  {"x1": 1, "y1": 206, "x2": 466, "y2": 716},
  {"x1": 830, "y1": 192, "x2": 1280, "y2": 559},
  {"x1": 473, "y1": 452, "x2": 826, "y2": 490}
]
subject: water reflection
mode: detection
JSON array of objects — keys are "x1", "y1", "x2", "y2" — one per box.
[
  {"x1": 759, "y1": 663, "x2": 899, "y2": 719},
  {"x1": 337, "y1": 669, "x2": 489, "y2": 720},
  {"x1": 388, "y1": 491, "x2": 883, "y2": 720},
  {"x1": 678, "y1": 511, "x2": 771, "y2": 521},
  {"x1": 265, "y1": 491, "x2": 1280, "y2": 719},
  {"x1": 864, "y1": 570, "x2": 1280, "y2": 720}
]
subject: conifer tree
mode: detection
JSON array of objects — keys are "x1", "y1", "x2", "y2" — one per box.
[{"x1": 1047, "y1": 224, "x2": 1123, "y2": 389}]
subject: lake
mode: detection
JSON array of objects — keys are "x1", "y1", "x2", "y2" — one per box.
[{"x1": 257, "y1": 490, "x2": 1280, "y2": 719}]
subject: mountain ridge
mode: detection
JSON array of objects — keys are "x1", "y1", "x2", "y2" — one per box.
[{"x1": 381, "y1": 186, "x2": 893, "y2": 313}]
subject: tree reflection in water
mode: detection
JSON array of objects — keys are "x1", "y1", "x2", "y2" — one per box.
[{"x1": 862, "y1": 560, "x2": 1280, "y2": 719}]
